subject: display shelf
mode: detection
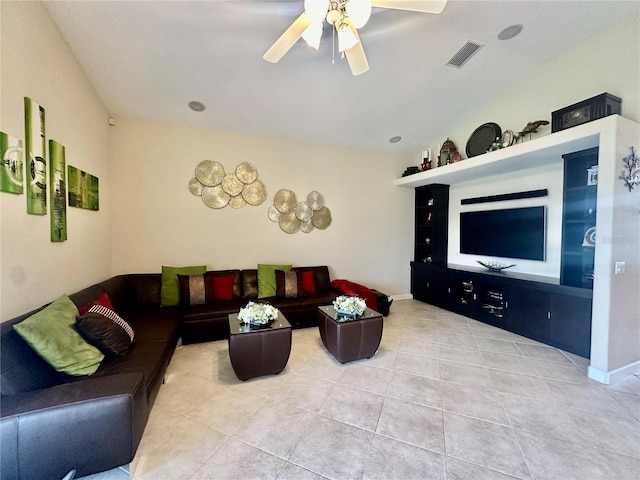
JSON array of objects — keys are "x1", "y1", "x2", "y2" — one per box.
[
  {"x1": 414, "y1": 184, "x2": 449, "y2": 265},
  {"x1": 395, "y1": 118, "x2": 606, "y2": 188},
  {"x1": 561, "y1": 147, "x2": 598, "y2": 288}
]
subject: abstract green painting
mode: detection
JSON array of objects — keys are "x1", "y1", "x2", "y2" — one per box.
[
  {"x1": 68, "y1": 165, "x2": 99, "y2": 211},
  {"x1": 50, "y1": 140, "x2": 67, "y2": 242},
  {"x1": 24, "y1": 97, "x2": 47, "y2": 215},
  {"x1": 0, "y1": 131, "x2": 24, "y2": 194}
]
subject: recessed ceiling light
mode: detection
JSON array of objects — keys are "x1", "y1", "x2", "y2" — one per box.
[
  {"x1": 389, "y1": 136, "x2": 402, "y2": 143},
  {"x1": 188, "y1": 101, "x2": 206, "y2": 112},
  {"x1": 498, "y1": 24, "x2": 523, "y2": 41}
]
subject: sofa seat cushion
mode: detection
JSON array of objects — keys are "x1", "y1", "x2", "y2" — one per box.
[
  {"x1": 180, "y1": 300, "x2": 244, "y2": 322},
  {"x1": 297, "y1": 291, "x2": 339, "y2": 307},
  {"x1": 89, "y1": 341, "x2": 174, "y2": 399},
  {"x1": 126, "y1": 307, "x2": 180, "y2": 344},
  {"x1": 266, "y1": 297, "x2": 302, "y2": 309}
]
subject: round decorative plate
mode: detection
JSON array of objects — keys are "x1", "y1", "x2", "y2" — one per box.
[
  {"x1": 195, "y1": 160, "x2": 225, "y2": 186},
  {"x1": 235, "y1": 162, "x2": 258, "y2": 184},
  {"x1": 241, "y1": 179, "x2": 267, "y2": 206},
  {"x1": 307, "y1": 191, "x2": 325, "y2": 211},
  {"x1": 268, "y1": 205, "x2": 281, "y2": 222},
  {"x1": 295, "y1": 202, "x2": 313, "y2": 222},
  {"x1": 279, "y1": 212, "x2": 301, "y2": 234},
  {"x1": 465, "y1": 123, "x2": 502, "y2": 158},
  {"x1": 228, "y1": 195, "x2": 246, "y2": 209},
  {"x1": 201, "y1": 185, "x2": 230, "y2": 209},
  {"x1": 274, "y1": 189, "x2": 297, "y2": 213},
  {"x1": 582, "y1": 226, "x2": 596, "y2": 247},
  {"x1": 300, "y1": 219, "x2": 315, "y2": 233},
  {"x1": 221, "y1": 173, "x2": 244, "y2": 196},
  {"x1": 311, "y1": 206, "x2": 332, "y2": 230},
  {"x1": 188, "y1": 177, "x2": 203, "y2": 196}
]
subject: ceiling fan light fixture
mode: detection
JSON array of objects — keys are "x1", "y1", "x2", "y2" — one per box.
[
  {"x1": 346, "y1": 0, "x2": 372, "y2": 28},
  {"x1": 337, "y1": 18, "x2": 358, "y2": 52},
  {"x1": 304, "y1": 0, "x2": 329, "y2": 23},
  {"x1": 301, "y1": 21, "x2": 323, "y2": 49}
]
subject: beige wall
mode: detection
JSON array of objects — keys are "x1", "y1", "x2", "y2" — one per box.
[
  {"x1": 0, "y1": 1, "x2": 111, "y2": 321},
  {"x1": 109, "y1": 117, "x2": 413, "y2": 294},
  {"x1": 1, "y1": 3, "x2": 638, "y2": 329},
  {"x1": 422, "y1": 15, "x2": 640, "y2": 165}
]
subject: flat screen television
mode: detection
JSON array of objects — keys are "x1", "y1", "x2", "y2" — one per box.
[{"x1": 460, "y1": 206, "x2": 546, "y2": 261}]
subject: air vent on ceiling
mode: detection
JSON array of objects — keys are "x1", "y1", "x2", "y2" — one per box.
[{"x1": 446, "y1": 41, "x2": 483, "y2": 68}]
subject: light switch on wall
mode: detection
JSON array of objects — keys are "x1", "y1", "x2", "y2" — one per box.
[{"x1": 614, "y1": 261, "x2": 626, "y2": 274}]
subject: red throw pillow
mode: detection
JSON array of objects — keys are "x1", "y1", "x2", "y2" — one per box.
[
  {"x1": 77, "y1": 292, "x2": 115, "y2": 316},
  {"x1": 301, "y1": 270, "x2": 316, "y2": 295},
  {"x1": 210, "y1": 274, "x2": 235, "y2": 301}
]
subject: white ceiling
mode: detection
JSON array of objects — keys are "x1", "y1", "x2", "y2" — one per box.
[{"x1": 44, "y1": 0, "x2": 638, "y2": 157}]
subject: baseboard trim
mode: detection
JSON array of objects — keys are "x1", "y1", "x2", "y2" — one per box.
[
  {"x1": 391, "y1": 294, "x2": 413, "y2": 301},
  {"x1": 588, "y1": 360, "x2": 640, "y2": 384}
]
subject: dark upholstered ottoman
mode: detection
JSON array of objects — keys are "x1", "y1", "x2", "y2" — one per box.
[
  {"x1": 228, "y1": 313, "x2": 292, "y2": 380},
  {"x1": 317, "y1": 306, "x2": 383, "y2": 364}
]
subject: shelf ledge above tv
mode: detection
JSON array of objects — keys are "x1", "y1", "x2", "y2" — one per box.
[{"x1": 393, "y1": 116, "x2": 621, "y2": 188}]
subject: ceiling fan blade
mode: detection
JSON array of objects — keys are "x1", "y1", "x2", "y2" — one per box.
[
  {"x1": 344, "y1": 27, "x2": 369, "y2": 76},
  {"x1": 371, "y1": 0, "x2": 447, "y2": 14},
  {"x1": 263, "y1": 12, "x2": 312, "y2": 63}
]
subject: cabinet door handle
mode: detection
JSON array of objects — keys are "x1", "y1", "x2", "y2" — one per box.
[
  {"x1": 505, "y1": 301, "x2": 508, "y2": 309},
  {"x1": 426, "y1": 282, "x2": 430, "y2": 288},
  {"x1": 473, "y1": 294, "x2": 477, "y2": 300},
  {"x1": 547, "y1": 311, "x2": 551, "y2": 320}
]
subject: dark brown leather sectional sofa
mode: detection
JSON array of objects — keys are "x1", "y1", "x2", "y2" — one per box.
[{"x1": 0, "y1": 266, "x2": 337, "y2": 480}]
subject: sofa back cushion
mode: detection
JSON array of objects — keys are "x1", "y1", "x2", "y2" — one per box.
[
  {"x1": 242, "y1": 270, "x2": 258, "y2": 299},
  {"x1": 1, "y1": 311, "x2": 68, "y2": 396},
  {"x1": 293, "y1": 266, "x2": 332, "y2": 293},
  {"x1": 206, "y1": 270, "x2": 242, "y2": 301},
  {"x1": 13, "y1": 295, "x2": 104, "y2": 377},
  {"x1": 242, "y1": 266, "x2": 331, "y2": 299},
  {"x1": 126, "y1": 274, "x2": 162, "y2": 310}
]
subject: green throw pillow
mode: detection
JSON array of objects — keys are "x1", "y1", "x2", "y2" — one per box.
[
  {"x1": 13, "y1": 295, "x2": 104, "y2": 376},
  {"x1": 161, "y1": 265, "x2": 207, "y2": 306},
  {"x1": 257, "y1": 264, "x2": 292, "y2": 298}
]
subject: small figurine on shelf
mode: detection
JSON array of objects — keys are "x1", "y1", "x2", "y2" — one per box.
[
  {"x1": 439, "y1": 138, "x2": 458, "y2": 166},
  {"x1": 420, "y1": 149, "x2": 432, "y2": 171}
]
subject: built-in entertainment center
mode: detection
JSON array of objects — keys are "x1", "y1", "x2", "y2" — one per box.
[
  {"x1": 409, "y1": 181, "x2": 592, "y2": 357},
  {"x1": 396, "y1": 115, "x2": 640, "y2": 375}
]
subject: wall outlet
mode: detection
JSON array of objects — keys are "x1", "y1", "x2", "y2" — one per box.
[{"x1": 614, "y1": 261, "x2": 626, "y2": 274}]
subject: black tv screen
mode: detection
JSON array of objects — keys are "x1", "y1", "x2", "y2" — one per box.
[{"x1": 460, "y1": 206, "x2": 546, "y2": 261}]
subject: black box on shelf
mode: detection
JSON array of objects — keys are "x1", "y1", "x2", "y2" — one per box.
[{"x1": 551, "y1": 93, "x2": 621, "y2": 133}]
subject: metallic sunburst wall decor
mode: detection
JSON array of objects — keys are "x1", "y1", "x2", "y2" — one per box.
[
  {"x1": 268, "y1": 189, "x2": 331, "y2": 234},
  {"x1": 188, "y1": 160, "x2": 267, "y2": 209}
]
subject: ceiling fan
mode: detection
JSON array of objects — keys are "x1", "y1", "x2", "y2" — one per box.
[{"x1": 263, "y1": 0, "x2": 448, "y2": 76}]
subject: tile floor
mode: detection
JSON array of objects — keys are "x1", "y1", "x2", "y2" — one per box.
[{"x1": 86, "y1": 299, "x2": 640, "y2": 480}]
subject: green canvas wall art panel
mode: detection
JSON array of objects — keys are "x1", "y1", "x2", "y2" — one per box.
[
  {"x1": 49, "y1": 140, "x2": 67, "y2": 242},
  {"x1": 0, "y1": 132, "x2": 24, "y2": 194},
  {"x1": 68, "y1": 165, "x2": 99, "y2": 211},
  {"x1": 24, "y1": 97, "x2": 47, "y2": 214}
]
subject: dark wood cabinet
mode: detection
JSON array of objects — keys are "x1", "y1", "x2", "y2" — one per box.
[
  {"x1": 414, "y1": 184, "x2": 449, "y2": 266},
  {"x1": 548, "y1": 291, "x2": 592, "y2": 358},
  {"x1": 411, "y1": 264, "x2": 593, "y2": 358},
  {"x1": 561, "y1": 147, "x2": 598, "y2": 288},
  {"x1": 410, "y1": 262, "x2": 448, "y2": 309}
]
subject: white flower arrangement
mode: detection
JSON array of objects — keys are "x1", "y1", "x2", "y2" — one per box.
[
  {"x1": 333, "y1": 295, "x2": 367, "y2": 316},
  {"x1": 238, "y1": 301, "x2": 279, "y2": 325}
]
